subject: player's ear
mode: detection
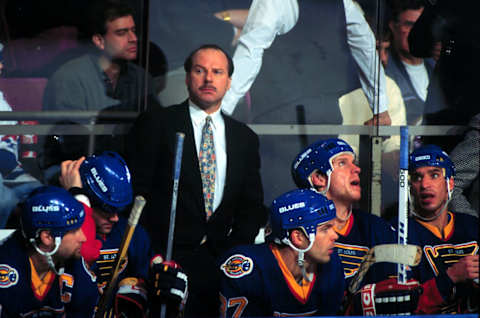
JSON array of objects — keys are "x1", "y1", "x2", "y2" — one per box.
[
  {"x1": 310, "y1": 171, "x2": 327, "y2": 190},
  {"x1": 38, "y1": 230, "x2": 54, "y2": 250},
  {"x1": 290, "y1": 229, "x2": 309, "y2": 249}
]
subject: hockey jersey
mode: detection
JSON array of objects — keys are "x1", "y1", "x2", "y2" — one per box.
[
  {"x1": 335, "y1": 209, "x2": 397, "y2": 285},
  {"x1": 406, "y1": 212, "x2": 479, "y2": 313},
  {"x1": 91, "y1": 216, "x2": 152, "y2": 290},
  {"x1": 219, "y1": 243, "x2": 345, "y2": 317},
  {"x1": 0, "y1": 231, "x2": 98, "y2": 317}
]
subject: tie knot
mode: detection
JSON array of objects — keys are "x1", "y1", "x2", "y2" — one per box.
[{"x1": 205, "y1": 116, "x2": 212, "y2": 126}]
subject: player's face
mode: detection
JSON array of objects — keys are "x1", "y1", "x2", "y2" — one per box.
[
  {"x1": 96, "y1": 15, "x2": 137, "y2": 61},
  {"x1": 410, "y1": 166, "x2": 450, "y2": 218},
  {"x1": 186, "y1": 48, "x2": 231, "y2": 113},
  {"x1": 92, "y1": 208, "x2": 119, "y2": 235},
  {"x1": 307, "y1": 220, "x2": 338, "y2": 264},
  {"x1": 389, "y1": 8, "x2": 423, "y2": 59},
  {"x1": 57, "y1": 227, "x2": 87, "y2": 260},
  {"x1": 327, "y1": 153, "x2": 361, "y2": 205}
]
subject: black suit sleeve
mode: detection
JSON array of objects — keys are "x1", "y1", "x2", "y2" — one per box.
[{"x1": 226, "y1": 127, "x2": 267, "y2": 250}]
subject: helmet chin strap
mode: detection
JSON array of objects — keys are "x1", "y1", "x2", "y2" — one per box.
[
  {"x1": 31, "y1": 236, "x2": 65, "y2": 275},
  {"x1": 282, "y1": 233, "x2": 316, "y2": 282},
  {"x1": 409, "y1": 177, "x2": 452, "y2": 222}
]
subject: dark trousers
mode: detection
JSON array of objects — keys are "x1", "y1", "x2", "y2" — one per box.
[{"x1": 175, "y1": 245, "x2": 220, "y2": 318}]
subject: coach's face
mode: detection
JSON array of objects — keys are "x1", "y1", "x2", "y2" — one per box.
[
  {"x1": 57, "y1": 227, "x2": 87, "y2": 260},
  {"x1": 186, "y1": 48, "x2": 231, "y2": 114},
  {"x1": 92, "y1": 208, "x2": 119, "y2": 235},
  {"x1": 410, "y1": 166, "x2": 453, "y2": 218}
]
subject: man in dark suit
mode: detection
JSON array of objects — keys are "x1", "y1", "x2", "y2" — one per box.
[{"x1": 126, "y1": 44, "x2": 266, "y2": 317}]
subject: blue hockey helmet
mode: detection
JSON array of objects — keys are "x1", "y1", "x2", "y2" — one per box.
[
  {"x1": 409, "y1": 145, "x2": 455, "y2": 179},
  {"x1": 270, "y1": 188, "x2": 336, "y2": 244},
  {"x1": 292, "y1": 138, "x2": 355, "y2": 189},
  {"x1": 80, "y1": 151, "x2": 133, "y2": 214},
  {"x1": 21, "y1": 185, "x2": 85, "y2": 240}
]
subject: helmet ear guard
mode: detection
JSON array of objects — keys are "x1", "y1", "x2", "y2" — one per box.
[
  {"x1": 79, "y1": 151, "x2": 133, "y2": 214},
  {"x1": 21, "y1": 185, "x2": 85, "y2": 274},
  {"x1": 269, "y1": 189, "x2": 336, "y2": 278},
  {"x1": 21, "y1": 186, "x2": 85, "y2": 241},
  {"x1": 292, "y1": 138, "x2": 355, "y2": 193},
  {"x1": 409, "y1": 145, "x2": 455, "y2": 180},
  {"x1": 269, "y1": 188, "x2": 336, "y2": 250}
]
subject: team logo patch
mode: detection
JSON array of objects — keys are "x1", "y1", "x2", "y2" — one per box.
[
  {"x1": 0, "y1": 264, "x2": 19, "y2": 288},
  {"x1": 220, "y1": 254, "x2": 253, "y2": 278}
]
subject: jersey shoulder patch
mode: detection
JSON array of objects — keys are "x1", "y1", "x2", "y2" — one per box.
[
  {"x1": 220, "y1": 254, "x2": 254, "y2": 279},
  {"x1": 0, "y1": 264, "x2": 19, "y2": 288}
]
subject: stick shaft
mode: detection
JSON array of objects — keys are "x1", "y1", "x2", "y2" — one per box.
[
  {"x1": 161, "y1": 132, "x2": 185, "y2": 318},
  {"x1": 398, "y1": 126, "x2": 409, "y2": 284},
  {"x1": 95, "y1": 196, "x2": 146, "y2": 317},
  {"x1": 165, "y1": 132, "x2": 185, "y2": 261}
]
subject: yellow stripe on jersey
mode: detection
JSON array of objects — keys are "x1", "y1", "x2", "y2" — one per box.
[
  {"x1": 417, "y1": 211, "x2": 454, "y2": 240},
  {"x1": 270, "y1": 245, "x2": 315, "y2": 304},
  {"x1": 29, "y1": 257, "x2": 55, "y2": 300}
]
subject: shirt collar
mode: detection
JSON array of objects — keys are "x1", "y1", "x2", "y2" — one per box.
[{"x1": 188, "y1": 99, "x2": 223, "y2": 130}]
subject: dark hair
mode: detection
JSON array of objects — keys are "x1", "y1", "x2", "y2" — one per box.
[
  {"x1": 184, "y1": 44, "x2": 234, "y2": 77},
  {"x1": 387, "y1": 0, "x2": 424, "y2": 21},
  {"x1": 85, "y1": 0, "x2": 135, "y2": 37}
]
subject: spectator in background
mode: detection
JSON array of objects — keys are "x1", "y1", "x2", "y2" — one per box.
[
  {"x1": 409, "y1": 0, "x2": 479, "y2": 152},
  {"x1": 449, "y1": 113, "x2": 480, "y2": 217},
  {"x1": 216, "y1": 0, "x2": 392, "y2": 204},
  {"x1": 0, "y1": 44, "x2": 41, "y2": 228},
  {"x1": 42, "y1": 0, "x2": 157, "y2": 112},
  {"x1": 385, "y1": 0, "x2": 435, "y2": 126}
]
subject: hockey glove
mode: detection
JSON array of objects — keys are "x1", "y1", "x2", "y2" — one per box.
[
  {"x1": 149, "y1": 255, "x2": 188, "y2": 305},
  {"x1": 114, "y1": 277, "x2": 148, "y2": 318},
  {"x1": 346, "y1": 278, "x2": 422, "y2": 315}
]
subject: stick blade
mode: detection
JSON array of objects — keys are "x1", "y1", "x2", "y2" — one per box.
[{"x1": 374, "y1": 244, "x2": 422, "y2": 266}]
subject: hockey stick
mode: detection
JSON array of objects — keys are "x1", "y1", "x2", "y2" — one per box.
[
  {"x1": 397, "y1": 126, "x2": 409, "y2": 284},
  {"x1": 348, "y1": 243, "x2": 422, "y2": 295},
  {"x1": 94, "y1": 195, "x2": 146, "y2": 318},
  {"x1": 161, "y1": 132, "x2": 185, "y2": 318}
]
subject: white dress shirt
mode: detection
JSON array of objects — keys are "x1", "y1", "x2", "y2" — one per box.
[
  {"x1": 221, "y1": 0, "x2": 388, "y2": 115},
  {"x1": 189, "y1": 101, "x2": 227, "y2": 213}
]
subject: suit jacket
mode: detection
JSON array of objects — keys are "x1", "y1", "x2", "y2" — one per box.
[{"x1": 126, "y1": 101, "x2": 266, "y2": 257}]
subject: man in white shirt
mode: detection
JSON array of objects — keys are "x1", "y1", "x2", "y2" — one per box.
[
  {"x1": 222, "y1": 0, "x2": 391, "y2": 126},
  {"x1": 385, "y1": 0, "x2": 435, "y2": 125}
]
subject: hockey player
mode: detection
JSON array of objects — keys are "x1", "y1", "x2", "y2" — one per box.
[
  {"x1": 348, "y1": 145, "x2": 479, "y2": 315},
  {"x1": 59, "y1": 151, "x2": 187, "y2": 316},
  {"x1": 0, "y1": 186, "x2": 98, "y2": 317},
  {"x1": 219, "y1": 188, "x2": 345, "y2": 317},
  {"x1": 405, "y1": 145, "x2": 479, "y2": 313},
  {"x1": 292, "y1": 138, "x2": 396, "y2": 286}
]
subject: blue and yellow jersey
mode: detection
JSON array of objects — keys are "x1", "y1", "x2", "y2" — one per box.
[
  {"x1": 0, "y1": 231, "x2": 98, "y2": 317},
  {"x1": 219, "y1": 243, "x2": 345, "y2": 317}
]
